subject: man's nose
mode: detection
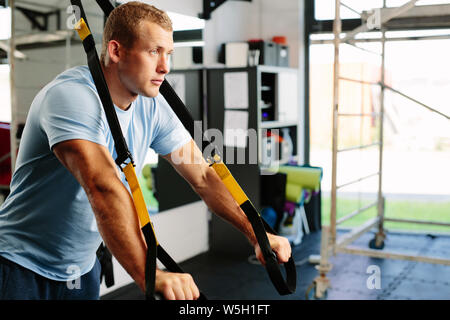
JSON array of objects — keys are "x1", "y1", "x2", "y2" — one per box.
[{"x1": 157, "y1": 54, "x2": 170, "y2": 74}]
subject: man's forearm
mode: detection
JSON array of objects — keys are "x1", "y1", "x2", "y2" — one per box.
[
  {"x1": 165, "y1": 140, "x2": 292, "y2": 270},
  {"x1": 87, "y1": 177, "x2": 147, "y2": 291},
  {"x1": 194, "y1": 166, "x2": 257, "y2": 246},
  {"x1": 163, "y1": 140, "x2": 257, "y2": 246}
]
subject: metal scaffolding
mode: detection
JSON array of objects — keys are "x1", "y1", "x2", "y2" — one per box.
[{"x1": 307, "y1": 0, "x2": 450, "y2": 300}]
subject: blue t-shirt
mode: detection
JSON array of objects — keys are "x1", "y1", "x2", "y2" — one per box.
[{"x1": 0, "y1": 65, "x2": 191, "y2": 281}]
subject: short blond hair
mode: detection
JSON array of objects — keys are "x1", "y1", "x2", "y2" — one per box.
[{"x1": 100, "y1": 1, "x2": 172, "y2": 64}]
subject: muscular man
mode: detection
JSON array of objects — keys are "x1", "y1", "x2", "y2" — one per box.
[{"x1": 0, "y1": 1, "x2": 291, "y2": 300}]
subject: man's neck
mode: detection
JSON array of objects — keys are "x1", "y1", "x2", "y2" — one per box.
[{"x1": 101, "y1": 63, "x2": 137, "y2": 111}]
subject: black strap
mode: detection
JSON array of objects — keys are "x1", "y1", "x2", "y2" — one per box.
[
  {"x1": 81, "y1": 30, "x2": 159, "y2": 300},
  {"x1": 141, "y1": 223, "x2": 157, "y2": 300},
  {"x1": 71, "y1": 0, "x2": 207, "y2": 300},
  {"x1": 160, "y1": 68, "x2": 296, "y2": 295},
  {"x1": 160, "y1": 80, "x2": 212, "y2": 153},
  {"x1": 70, "y1": 0, "x2": 132, "y2": 167},
  {"x1": 96, "y1": 243, "x2": 115, "y2": 288},
  {"x1": 95, "y1": 0, "x2": 114, "y2": 17},
  {"x1": 240, "y1": 201, "x2": 296, "y2": 295}
]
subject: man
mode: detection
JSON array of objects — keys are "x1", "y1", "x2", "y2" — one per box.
[{"x1": 0, "y1": 1, "x2": 291, "y2": 300}]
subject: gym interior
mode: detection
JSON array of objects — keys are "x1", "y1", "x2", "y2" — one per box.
[{"x1": 0, "y1": 0, "x2": 449, "y2": 301}]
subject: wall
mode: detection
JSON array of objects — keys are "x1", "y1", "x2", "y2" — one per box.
[
  {"x1": 13, "y1": 7, "x2": 104, "y2": 123},
  {"x1": 203, "y1": 0, "x2": 305, "y2": 164},
  {"x1": 203, "y1": 0, "x2": 303, "y2": 68},
  {"x1": 137, "y1": 0, "x2": 202, "y2": 18}
]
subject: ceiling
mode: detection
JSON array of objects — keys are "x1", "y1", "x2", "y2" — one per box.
[
  {"x1": 15, "y1": 0, "x2": 109, "y2": 16},
  {"x1": 13, "y1": 0, "x2": 203, "y2": 18}
]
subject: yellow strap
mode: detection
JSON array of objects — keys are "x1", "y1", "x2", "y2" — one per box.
[
  {"x1": 123, "y1": 163, "x2": 158, "y2": 245},
  {"x1": 211, "y1": 161, "x2": 249, "y2": 206},
  {"x1": 74, "y1": 18, "x2": 91, "y2": 41}
]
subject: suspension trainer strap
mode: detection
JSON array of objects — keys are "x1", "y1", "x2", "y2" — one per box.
[
  {"x1": 161, "y1": 79, "x2": 297, "y2": 294},
  {"x1": 160, "y1": 59, "x2": 296, "y2": 296},
  {"x1": 71, "y1": 0, "x2": 207, "y2": 300},
  {"x1": 209, "y1": 156, "x2": 297, "y2": 295}
]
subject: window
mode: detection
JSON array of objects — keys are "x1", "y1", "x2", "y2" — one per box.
[
  {"x1": 315, "y1": 0, "x2": 450, "y2": 21},
  {"x1": 315, "y1": 0, "x2": 383, "y2": 20},
  {"x1": 0, "y1": 8, "x2": 11, "y2": 123},
  {"x1": 0, "y1": 7, "x2": 11, "y2": 40},
  {"x1": 309, "y1": 0, "x2": 450, "y2": 230}
]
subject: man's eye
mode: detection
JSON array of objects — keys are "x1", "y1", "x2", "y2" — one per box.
[{"x1": 150, "y1": 49, "x2": 158, "y2": 55}]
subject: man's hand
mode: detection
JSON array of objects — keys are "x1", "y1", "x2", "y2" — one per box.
[
  {"x1": 155, "y1": 269, "x2": 200, "y2": 300},
  {"x1": 254, "y1": 233, "x2": 292, "y2": 265}
]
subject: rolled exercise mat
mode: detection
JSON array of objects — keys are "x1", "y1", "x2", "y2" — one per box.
[
  {"x1": 277, "y1": 166, "x2": 322, "y2": 191},
  {"x1": 285, "y1": 183, "x2": 303, "y2": 203}
]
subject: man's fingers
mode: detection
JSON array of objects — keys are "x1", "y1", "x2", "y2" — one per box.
[
  {"x1": 191, "y1": 281, "x2": 200, "y2": 300},
  {"x1": 277, "y1": 248, "x2": 289, "y2": 263},
  {"x1": 181, "y1": 274, "x2": 193, "y2": 300},
  {"x1": 163, "y1": 287, "x2": 176, "y2": 300},
  {"x1": 254, "y1": 234, "x2": 292, "y2": 265},
  {"x1": 278, "y1": 237, "x2": 291, "y2": 263},
  {"x1": 255, "y1": 246, "x2": 266, "y2": 265},
  {"x1": 172, "y1": 285, "x2": 186, "y2": 300}
]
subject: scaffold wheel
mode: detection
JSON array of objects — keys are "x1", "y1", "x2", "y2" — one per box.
[
  {"x1": 305, "y1": 282, "x2": 328, "y2": 300},
  {"x1": 369, "y1": 237, "x2": 385, "y2": 250}
]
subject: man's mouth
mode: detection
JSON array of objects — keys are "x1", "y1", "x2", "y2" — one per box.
[{"x1": 151, "y1": 79, "x2": 163, "y2": 86}]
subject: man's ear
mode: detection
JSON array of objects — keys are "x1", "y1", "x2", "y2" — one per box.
[{"x1": 107, "y1": 40, "x2": 121, "y2": 64}]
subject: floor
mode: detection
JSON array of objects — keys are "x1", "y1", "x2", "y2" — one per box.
[{"x1": 101, "y1": 229, "x2": 450, "y2": 300}]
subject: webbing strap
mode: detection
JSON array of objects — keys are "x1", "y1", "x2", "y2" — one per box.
[
  {"x1": 211, "y1": 159, "x2": 297, "y2": 295},
  {"x1": 71, "y1": 2, "x2": 197, "y2": 300},
  {"x1": 161, "y1": 76, "x2": 296, "y2": 295},
  {"x1": 160, "y1": 80, "x2": 212, "y2": 153},
  {"x1": 123, "y1": 163, "x2": 152, "y2": 230},
  {"x1": 73, "y1": 16, "x2": 132, "y2": 167}
]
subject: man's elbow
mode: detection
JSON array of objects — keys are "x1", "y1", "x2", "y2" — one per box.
[
  {"x1": 84, "y1": 173, "x2": 121, "y2": 203},
  {"x1": 191, "y1": 166, "x2": 213, "y2": 193}
]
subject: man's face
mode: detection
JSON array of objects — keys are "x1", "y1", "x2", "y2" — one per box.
[{"x1": 117, "y1": 21, "x2": 173, "y2": 98}]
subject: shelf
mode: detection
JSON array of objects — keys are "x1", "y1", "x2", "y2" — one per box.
[
  {"x1": 259, "y1": 102, "x2": 272, "y2": 109},
  {"x1": 259, "y1": 120, "x2": 298, "y2": 129},
  {"x1": 259, "y1": 158, "x2": 290, "y2": 169}
]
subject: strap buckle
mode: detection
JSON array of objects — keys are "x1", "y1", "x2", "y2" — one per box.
[{"x1": 116, "y1": 152, "x2": 135, "y2": 172}]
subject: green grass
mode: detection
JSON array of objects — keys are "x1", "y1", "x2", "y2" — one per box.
[{"x1": 321, "y1": 196, "x2": 450, "y2": 234}]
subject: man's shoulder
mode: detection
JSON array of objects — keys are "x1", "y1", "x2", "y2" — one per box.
[
  {"x1": 43, "y1": 66, "x2": 98, "y2": 100},
  {"x1": 33, "y1": 66, "x2": 102, "y2": 121},
  {"x1": 52, "y1": 65, "x2": 94, "y2": 89}
]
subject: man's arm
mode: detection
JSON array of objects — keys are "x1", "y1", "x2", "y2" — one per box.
[
  {"x1": 163, "y1": 139, "x2": 292, "y2": 264},
  {"x1": 53, "y1": 139, "x2": 199, "y2": 300}
]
